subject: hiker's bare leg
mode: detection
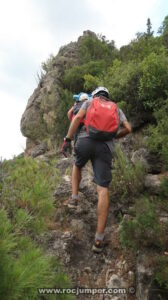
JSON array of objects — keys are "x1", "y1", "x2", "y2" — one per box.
[
  {"x1": 72, "y1": 164, "x2": 81, "y2": 196},
  {"x1": 96, "y1": 185, "x2": 109, "y2": 235}
]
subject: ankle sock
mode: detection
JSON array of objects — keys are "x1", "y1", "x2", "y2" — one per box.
[
  {"x1": 95, "y1": 232, "x2": 104, "y2": 242},
  {"x1": 72, "y1": 194, "x2": 79, "y2": 200}
]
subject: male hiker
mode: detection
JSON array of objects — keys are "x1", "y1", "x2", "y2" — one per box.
[{"x1": 62, "y1": 87, "x2": 132, "y2": 253}]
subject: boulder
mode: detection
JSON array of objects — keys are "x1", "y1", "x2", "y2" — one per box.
[
  {"x1": 131, "y1": 148, "x2": 149, "y2": 169},
  {"x1": 144, "y1": 173, "x2": 168, "y2": 194}
]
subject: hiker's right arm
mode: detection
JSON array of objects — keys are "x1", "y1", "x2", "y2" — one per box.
[{"x1": 115, "y1": 121, "x2": 132, "y2": 139}]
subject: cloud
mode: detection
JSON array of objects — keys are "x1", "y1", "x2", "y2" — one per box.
[
  {"x1": 0, "y1": 91, "x2": 26, "y2": 159},
  {"x1": 86, "y1": 0, "x2": 166, "y2": 46}
]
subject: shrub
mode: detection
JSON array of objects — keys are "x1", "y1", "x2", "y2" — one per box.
[
  {"x1": 55, "y1": 88, "x2": 73, "y2": 141},
  {"x1": 78, "y1": 34, "x2": 117, "y2": 65},
  {"x1": 159, "y1": 178, "x2": 168, "y2": 199},
  {"x1": 0, "y1": 209, "x2": 73, "y2": 300},
  {"x1": 111, "y1": 146, "x2": 145, "y2": 199},
  {"x1": 1, "y1": 156, "x2": 59, "y2": 235},
  {"x1": 155, "y1": 256, "x2": 168, "y2": 289},
  {"x1": 83, "y1": 74, "x2": 99, "y2": 91},
  {"x1": 120, "y1": 198, "x2": 163, "y2": 250},
  {"x1": 138, "y1": 52, "x2": 168, "y2": 110},
  {"x1": 41, "y1": 54, "x2": 54, "y2": 73},
  {"x1": 147, "y1": 100, "x2": 168, "y2": 169},
  {"x1": 63, "y1": 61, "x2": 105, "y2": 92}
]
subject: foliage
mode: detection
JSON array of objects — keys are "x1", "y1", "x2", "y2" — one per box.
[
  {"x1": 111, "y1": 146, "x2": 145, "y2": 199},
  {"x1": 155, "y1": 256, "x2": 168, "y2": 289},
  {"x1": 120, "y1": 34, "x2": 162, "y2": 63},
  {"x1": 117, "y1": 100, "x2": 131, "y2": 116},
  {"x1": 0, "y1": 209, "x2": 73, "y2": 300},
  {"x1": 43, "y1": 17, "x2": 168, "y2": 142},
  {"x1": 147, "y1": 100, "x2": 168, "y2": 168},
  {"x1": 1, "y1": 156, "x2": 59, "y2": 235},
  {"x1": 98, "y1": 49, "x2": 168, "y2": 115},
  {"x1": 55, "y1": 88, "x2": 73, "y2": 141},
  {"x1": 83, "y1": 74, "x2": 100, "y2": 91},
  {"x1": 158, "y1": 15, "x2": 168, "y2": 49},
  {"x1": 101, "y1": 59, "x2": 142, "y2": 111},
  {"x1": 138, "y1": 52, "x2": 168, "y2": 110},
  {"x1": 159, "y1": 178, "x2": 168, "y2": 199},
  {"x1": 41, "y1": 54, "x2": 54, "y2": 73},
  {"x1": 78, "y1": 35, "x2": 117, "y2": 65},
  {"x1": 63, "y1": 60, "x2": 105, "y2": 92},
  {"x1": 120, "y1": 198, "x2": 164, "y2": 250},
  {"x1": 146, "y1": 18, "x2": 154, "y2": 37}
]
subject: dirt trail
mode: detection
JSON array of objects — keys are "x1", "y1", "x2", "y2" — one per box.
[{"x1": 46, "y1": 157, "x2": 136, "y2": 300}]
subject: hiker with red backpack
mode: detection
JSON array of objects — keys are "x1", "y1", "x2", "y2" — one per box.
[{"x1": 61, "y1": 87, "x2": 131, "y2": 253}]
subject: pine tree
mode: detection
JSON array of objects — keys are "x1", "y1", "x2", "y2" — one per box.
[{"x1": 146, "y1": 18, "x2": 154, "y2": 36}]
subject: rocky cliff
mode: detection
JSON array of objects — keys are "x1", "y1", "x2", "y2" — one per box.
[{"x1": 20, "y1": 30, "x2": 97, "y2": 156}]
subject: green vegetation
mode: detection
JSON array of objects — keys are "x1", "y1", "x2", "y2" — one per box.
[
  {"x1": 155, "y1": 256, "x2": 168, "y2": 289},
  {"x1": 0, "y1": 209, "x2": 73, "y2": 300},
  {"x1": 111, "y1": 146, "x2": 145, "y2": 199},
  {"x1": 1, "y1": 156, "x2": 58, "y2": 235},
  {"x1": 0, "y1": 156, "x2": 74, "y2": 299},
  {"x1": 55, "y1": 88, "x2": 73, "y2": 139},
  {"x1": 120, "y1": 198, "x2": 165, "y2": 250},
  {"x1": 147, "y1": 100, "x2": 168, "y2": 169},
  {"x1": 46, "y1": 15, "x2": 168, "y2": 142}
]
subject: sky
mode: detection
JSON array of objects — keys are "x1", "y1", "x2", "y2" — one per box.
[{"x1": 0, "y1": 0, "x2": 168, "y2": 160}]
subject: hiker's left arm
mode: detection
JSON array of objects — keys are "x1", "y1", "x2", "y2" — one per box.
[
  {"x1": 66, "y1": 109, "x2": 86, "y2": 139},
  {"x1": 67, "y1": 106, "x2": 74, "y2": 121},
  {"x1": 115, "y1": 121, "x2": 132, "y2": 139}
]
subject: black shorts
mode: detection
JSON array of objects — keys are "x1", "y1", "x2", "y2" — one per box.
[{"x1": 74, "y1": 137, "x2": 113, "y2": 187}]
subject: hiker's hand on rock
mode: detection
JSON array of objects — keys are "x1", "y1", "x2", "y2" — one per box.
[{"x1": 61, "y1": 137, "x2": 72, "y2": 157}]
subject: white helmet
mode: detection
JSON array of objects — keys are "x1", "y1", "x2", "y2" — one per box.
[
  {"x1": 92, "y1": 86, "x2": 109, "y2": 97},
  {"x1": 79, "y1": 93, "x2": 89, "y2": 101}
]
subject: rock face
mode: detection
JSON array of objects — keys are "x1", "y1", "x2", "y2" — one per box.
[
  {"x1": 20, "y1": 31, "x2": 96, "y2": 156},
  {"x1": 144, "y1": 172, "x2": 168, "y2": 194}
]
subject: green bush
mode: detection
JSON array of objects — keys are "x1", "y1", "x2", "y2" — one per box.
[
  {"x1": 78, "y1": 35, "x2": 117, "y2": 65},
  {"x1": 120, "y1": 198, "x2": 163, "y2": 250},
  {"x1": 99, "y1": 59, "x2": 143, "y2": 114},
  {"x1": 159, "y1": 178, "x2": 168, "y2": 199},
  {"x1": 63, "y1": 60, "x2": 105, "y2": 92},
  {"x1": 147, "y1": 100, "x2": 168, "y2": 169},
  {"x1": 111, "y1": 146, "x2": 145, "y2": 199},
  {"x1": 155, "y1": 256, "x2": 168, "y2": 289},
  {"x1": 1, "y1": 156, "x2": 59, "y2": 235},
  {"x1": 120, "y1": 34, "x2": 163, "y2": 62},
  {"x1": 83, "y1": 74, "x2": 100, "y2": 91},
  {"x1": 0, "y1": 209, "x2": 73, "y2": 300},
  {"x1": 41, "y1": 54, "x2": 54, "y2": 73},
  {"x1": 138, "y1": 52, "x2": 168, "y2": 110},
  {"x1": 55, "y1": 88, "x2": 73, "y2": 141}
]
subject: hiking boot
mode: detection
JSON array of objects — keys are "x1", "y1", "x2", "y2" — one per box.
[
  {"x1": 63, "y1": 196, "x2": 79, "y2": 209},
  {"x1": 92, "y1": 239, "x2": 110, "y2": 253}
]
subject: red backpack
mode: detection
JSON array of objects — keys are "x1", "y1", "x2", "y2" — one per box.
[{"x1": 85, "y1": 96, "x2": 119, "y2": 140}]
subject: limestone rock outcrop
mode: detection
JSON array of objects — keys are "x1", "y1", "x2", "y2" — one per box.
[{"x1": 20, "y1": 31, "x2": 96, "y2": 156}]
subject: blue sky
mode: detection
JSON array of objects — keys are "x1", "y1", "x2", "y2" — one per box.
[{"x1": 0, "y1": 0, "x2": 168, "y2": 159}]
